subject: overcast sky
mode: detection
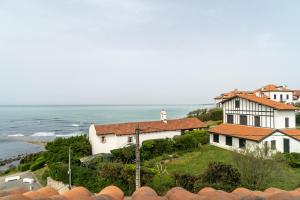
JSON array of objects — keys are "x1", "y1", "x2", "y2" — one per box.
[{"x1": 0, "y1": 0, "x2": 300, "y2": 105}]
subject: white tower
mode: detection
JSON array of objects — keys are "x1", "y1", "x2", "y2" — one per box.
[{"x1": 160, "y1": 109, "x2": 167, "y2": 123}]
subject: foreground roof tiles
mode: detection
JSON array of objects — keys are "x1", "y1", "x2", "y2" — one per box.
[
  {"x1": 222, "y1": 94, "x2": 297, "y2": 110},
  {"x1": 2, "y1": 185, "x2": 300, "y2": 200},
  {"x1": 94, "y1": 118, "x2": 208, "y2": 136},
  {"x1": 209, "y1": 123, "x2": 275, "y2": 141}
]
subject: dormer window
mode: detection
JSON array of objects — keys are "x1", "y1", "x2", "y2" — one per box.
[{"x1": 235, "y1": 100, "x2": 240, "y2": 108}]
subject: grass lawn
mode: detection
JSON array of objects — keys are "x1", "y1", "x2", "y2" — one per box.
[{"x1": 145, "y1": 145, "x2": 300, "y2": 193}]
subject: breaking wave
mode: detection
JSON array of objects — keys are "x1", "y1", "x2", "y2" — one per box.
[
  {"x1": 7, "y1": 134, "x2": 25, "y2": 137},
  {"x1": 71, "y1": 124, "x2": 80, "y2": 127},
  {"x1": 31, "y1": 132, "x2": 56, "y2": 137},
  {"x1": 56, "y1": 132, "x2": 85, "y2": 137}
]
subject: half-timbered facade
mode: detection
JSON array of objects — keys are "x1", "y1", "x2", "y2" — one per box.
[{"x1": 209, "y1": 93, "x2": 300, "y2": 153}]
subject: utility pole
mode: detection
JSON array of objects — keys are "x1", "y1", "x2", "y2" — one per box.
[
  {"x1": 68, "y1": 147, "x2": 72, "y2": 190},
  {"x1": 135, "y1": 124, "x2": 141, "y2": 189}
]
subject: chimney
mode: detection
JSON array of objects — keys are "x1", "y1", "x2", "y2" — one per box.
[{"x1": 160, "y1": 109, "x2": 167, "y2": 123}]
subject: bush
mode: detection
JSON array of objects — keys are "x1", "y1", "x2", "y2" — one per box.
[
  {"x1": 174, "y1": 173, "x2": 199, "y2": 192},
  {"x1": 48, "y1": 162, "x2": 156, "y2": 195},
  {"x1": 17, "y1": 163, "x2": 31, "y2": 172},
  {"x1": 30, "y1": 156, "x2": 46, "y2": 171},
  {"x1": 45, "y1": 135, "x2": 91, "y2": 164},
  {"x1": 20, "y1": 152, "x2": 44, "y2": 164},
  {"x1": 188, "y1": 108, "x2": 223, "y2": 122},
  {"x1": 199, "y1": 162, "x2": 240, "y2": 192},
  {"x1": 284, "y1": 153, "x2": 300, "y2": 168},
  {"x1": 111, "y1": 145, "x2": 136, "y2": 163},
  {"x1": 232, "y1": 146, "x2": 281, "y2": 190},
  {"x1": 141, "y1": 139, "x2": 174, "y2": 160},
  {"x1": 174, "y1": 134, "x2": 199, "y2": 151}
]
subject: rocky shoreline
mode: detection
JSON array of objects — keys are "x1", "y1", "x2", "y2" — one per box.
[{"x1": 0, "y1": 154, "x2": 24, "y2": 167}]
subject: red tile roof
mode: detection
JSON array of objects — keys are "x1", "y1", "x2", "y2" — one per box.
[
  {"x1": 2, "y1": 186, "x2": 300, "y2": 200},
  {"x1": 94, "y1": 118, "x2": 208, "y2": 136},
  {"x1": 260, "y1": 84, "x2": 292, "y2": 92},
  {"x1": 222, "y1": 94, "x2": 297, "y2": 110},
  {"x1": 209, "y1": 123, "x2": 275, "y2": 141},
  {"x1": 279, "y1": 129, "x2": 300, "y2": 141}
]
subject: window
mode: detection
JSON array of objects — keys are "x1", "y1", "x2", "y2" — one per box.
[
  {"x1": 280, "y1": 94, "x2": 283, "y2": 102},
  {"x1": 213, "y1": 134, "x2": 219, "y2": 143},
  {"x1": 226, "y1": 136, "x2": 232, "y2": 146},
  {"x1": 128, "y1": 136, "x2": 133, "y2": 143},
  {"x1": 285, "y1": 117, "x2": 289, "y2": 128},
  {"x1": 271, "y1": 140, "x2": 276, "y2": 150},
  {"x1": 286, "y1": 94, "x2": 289, "y2": 100},
  {"x1": 227, "y1": 115, "x2": 234, "y2": 124},
  {"x1": 254, "y1": 116, "x2": 260, "y2": 127},
  {"x1": 101, "y1": 136, "x2": 106, "y2": 143},
  {"x1": 240, "y1": 115, "x2": 247, "y2": 125},
  {"x1": 274, "y1": 94, "x2": 277, "y2": 99},
  {"x1": 235, "y1": 100, "x2": 240, "y2": 108},
  {"x1": 239, "y1": 138, "x2": 246, "y2": 148}
]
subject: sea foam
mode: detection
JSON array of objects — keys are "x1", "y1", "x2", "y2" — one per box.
[
  {"x1": 7, "y1": 134, "x2": 25, "y2": 137},
  {"x1": 71, "y1": 124, "x2": 80, "y2": 127},
  {"x1": 31, "y1": 132, "x2": 56, "y2": 137}
]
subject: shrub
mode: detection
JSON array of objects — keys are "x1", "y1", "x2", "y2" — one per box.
[
  {"x1": 30, "y1": 156, "x2": 46, "y2": 171},
  {"x1": 45, "y1": 135, "x2": 91, "y2": 164},
  {"x1": 188, "y1": 108, "x2": 223, "y2": 122},
  {"x1": 17, "y1": 163, "x2": 31, "y2": 172},
  {"x1": 141, "y1": 139, "x2": 174, "y2": 160},
  {"x1": 20, "y1": 152, "x2": 44, "y2": 164},
  {"x1": 174, "y1": 134, "x2": 199, "y2": 151},
  {"x1": 111, "y1": 145, "x2": 136, "y2": 163},
  {"x1": 174, "y1": 173, "x2": 199, "y2": 192},
  {"x1": 232, "y1": 146, "x2": 281, "y2": 190},
  {"x1": 284, "y1": 153, "x2": 300, "y2": 168},
  {"x1": 199, "y1": 162, "x2": 240, "y2": 192}
]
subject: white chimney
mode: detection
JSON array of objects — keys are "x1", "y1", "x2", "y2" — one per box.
[{"x1": 160, "y1": 109, "x2": 167, "y2": 123}]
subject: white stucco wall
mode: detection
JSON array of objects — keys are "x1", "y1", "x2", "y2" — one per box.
[
  {"x1": 261, "y1": 131, "x2": 300, "y2": 153},
  {"x1": 274, "y1": 110, "x2": 296, "y2": 129},
  {"x1": 210, "y1": 132, "x2": 300, "y2": 153},
  {"x1": 264, "y1": 91, "x2": 294, "y2": 104},
  {"x1": 89, "y1": 125, "x2": 181, "y2": 154}
]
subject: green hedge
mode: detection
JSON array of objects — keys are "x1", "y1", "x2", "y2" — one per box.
[
  {"x1": 111, "y1": 130, "x2": 209, "y2": 162},
  {"x1": 17, "y1": 163, "x2": 31, "y2": 172},
  {"x1": 141, "y1": 139, "x2": 174, "y2": 160},
  {"x1": 48, "y1": 162, "x2": 156, "y2": 195}
]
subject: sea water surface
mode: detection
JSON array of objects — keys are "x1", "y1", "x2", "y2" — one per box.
[{"x1": 0, "y1": 104, "x2": 211, "y2": 160}]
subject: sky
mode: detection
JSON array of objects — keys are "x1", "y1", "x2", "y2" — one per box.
[{"x1": 0, "y1": 0, "x2": 300, "y2": 105}]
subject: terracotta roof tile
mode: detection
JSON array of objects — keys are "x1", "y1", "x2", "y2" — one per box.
[
  {"x1": 94, "y1": 118, "x2": 208, "y2": 136},
  {"x1": 97, "y1": 186, "x2": 124, "y2": 200},
  {"x1": 222, "y1": 94, "x2": 297, "y2": 110},
  {"x1": 260, "y1": 84, "x2": 292, "y2": 92},
  {"x1": 3, "y1": 185, "x2": 300, "y2": 200},
  {"x1": 279, "y1": 129, "x2": 300, "y2": 141},
  {"x1": 209, "y1": 124, "x2": 275, "y2": 141}
]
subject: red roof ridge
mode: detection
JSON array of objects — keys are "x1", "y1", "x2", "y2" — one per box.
[{"x1": 94, "y1": 118, "x2": 208, "y2": 136}]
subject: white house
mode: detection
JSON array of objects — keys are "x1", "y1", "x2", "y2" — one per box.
[
  {"x1": 209, "y1": 93, "x2": 300, "y2": 153},
  {"x1": 256, "y1": 84, "x2": 294, "y2": 104},
  {"x1": 214, "y1": 84, "x2": 295, "y2": 108},
  {"x1": 89, "y1": 117, "x2": 208, "y2": 154}
]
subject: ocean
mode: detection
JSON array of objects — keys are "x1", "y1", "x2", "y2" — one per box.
[{"x1": 0, "y1": 104, "x2": 211, "y2": 161}]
